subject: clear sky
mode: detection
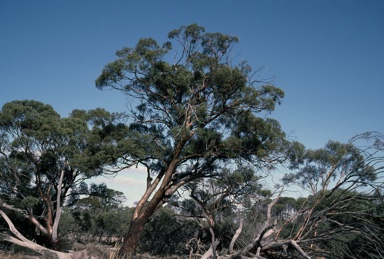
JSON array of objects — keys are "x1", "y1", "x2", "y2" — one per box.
[{"x1": 1, "y1": 0, "x2": 383, "y2": 205}]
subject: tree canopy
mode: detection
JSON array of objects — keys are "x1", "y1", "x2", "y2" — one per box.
[
  {"x1": 0, "y1": 100, "x2": 119, "y2": 251},
  {"x1": 95, "y1": 23, "x2": 289, "y2": 254}
]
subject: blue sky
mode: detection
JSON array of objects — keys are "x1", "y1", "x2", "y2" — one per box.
[{"x1": 1, "y1": 1, "x2": 383, "y2": 204}]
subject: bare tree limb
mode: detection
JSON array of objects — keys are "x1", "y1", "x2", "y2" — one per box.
[
  {"x1": 229, "y1": 218, "x2": 244, "y2": 254},
  {"x1": 0, "y1": 210, "x2": 71, "y2": 259},
  {"x1": 202, "y1": 239, "x2": 220, "y2": 259},
  {"x1": 0, "y1": 199, "x2": 49, "y2": 235},
  {"x1": 262, "y1": 240, "x2": 311, "y2": 259},
  {"x1": 232, "y1": 187, "x2": 284, "y2": 258},
  {"x1": 52, "y1": 163, "x2": 67, "y2": 242}
]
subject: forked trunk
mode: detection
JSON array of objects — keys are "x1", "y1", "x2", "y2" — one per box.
[{"x1": 119, "y1": 150, "x2": 184, "y2": 256}]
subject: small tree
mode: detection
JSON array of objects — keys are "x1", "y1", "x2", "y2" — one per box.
[
  {"x1": 276, "y1": 133, "x2": 384, "y2": 258},
  {"x1": 203, "y1": 133, "x2": 383, "y2": 258},
  {"x1": 0, "y1": 100, "x2": 118, "y2": 255},
  {"x1": 96, "y1": 24, "x2": 288, "y2": 255},
  {"x1": 180, "y1": 166, "x2": 261, "y2": 258}
]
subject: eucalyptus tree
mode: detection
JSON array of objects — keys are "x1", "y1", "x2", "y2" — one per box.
[
  {"x1": 173, "y1": 134, "x2": 383, "y2": 259},
  {"x1": 181, "y1": 166, "x2": 261, "y2": 258},
  {"x1": 0, "y1": 100, "x2": 119, "y2": 253},
  {"x1": 96, "y1": 23, "x2": 289, "y2": 255},
  {"x1": 276, "y1": 133, "x2": 384, "y2": 258}
]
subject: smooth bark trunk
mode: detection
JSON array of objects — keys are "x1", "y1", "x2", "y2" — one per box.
[
  {"x1": 119, "y1": 138, "x2": 189, "y2": 256},
  {"x1": 209, "y1": 226, "x2": 218, "y2": 259},
  {"x1": 119, "y1": 212, "x2": 150, "y2": 256},
  {"x1": 52, "y1": 165, "x2": 66, "y2": 242},
  {"x1": 119, "y1": 185, "x2": 169, "y2": 256},
  {"x1": 229, "y1": 218, "x2": 243, "y2": 254}
]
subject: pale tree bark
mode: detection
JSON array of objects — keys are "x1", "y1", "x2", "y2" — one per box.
[
  {"x1": 0, "y1": 210, "x2": 71, "y2": 259},
  {"x1": 1, "y1": 165, "x2": 67, "y2": 249},
  {"x1": 202, "y1": 239, "x2": 220, "y2": 259},
  {"x1": 237, "y1": 187, "x2": 283, "y2": 257},
  {"x1": 261, "y1": 240, "x2": 311, "y2": 259},
  {"x1": 119, "y1": 137, "x2": 192, "y2": 256},
  {"x1": 214, "y1": 187, "x2": 311, "y2": 259},
  {"x1": 229, "y1": 218, "x2": 243, "y2": 254},
  {"x1": 0, "y1": 200, "x2": 49, "y2": 236},
  {"x1": 52, "y1": 164, "x2": 66, "y2": 242}
]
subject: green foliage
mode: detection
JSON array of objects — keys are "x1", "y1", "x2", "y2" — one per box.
[
  {"x1": 279, "y1": 133, "x2": 384, "y2": 258},
  {"x1": 169, "y1": 166, "x2": 267, "y2": 256},
  {"x1": 65, "y1": 182, "x2": 131, "y2": 245},
  {"x1": 272, "y1": 196, "x2": 298, "y2": 219},
  {"x1": 283, "y1": 140, "x2": 377, "y2": 193},
  {"x1": 21, "y1": 196, "x2": 40, "y2": 208},
  {"x1": 0, "y1": 100, "x2": 127, "y2": 248},
  {"x1": 95, "y1": 23, "x2": 288, "y2": 180},
  {"x1": 139, "y1": 207, "x2": 199, "y2": 256},
  {"x1": 311, "y1": 189, "x2": 383, "y2": 258},
  {"x1": 68, "y1": 182, "x2": 126, "y2": 210},
  {"x1": 95, "y1": 24, "x2": 293, "y2": 255}
]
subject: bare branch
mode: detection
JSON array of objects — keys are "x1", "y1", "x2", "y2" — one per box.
[
  {"x1": 0, "y1": 210, "x2": 71, "y2": 259},
  {"x1": 229, "y1": 218, "x2": 244, "y2": 254}
]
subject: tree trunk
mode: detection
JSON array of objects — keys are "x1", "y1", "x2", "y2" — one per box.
[
  {"x1": 119, "y1": 141, "x2": 187, "y2": 256},
  {"x1": 229, "y1": 218, "x2": 243, "y2": 254},
  {"x1": 52, "y1": 165, "x2": 66, "y2": 242},
  {"x1": 119, "y1": 215, "x2": 147, "y2": 257},
  {"x1": 119, "y1": 184, "x2": 167, "y2": 256},
  {"x1": 209, "y1": 226, "x2": 218, "y2": 259}
]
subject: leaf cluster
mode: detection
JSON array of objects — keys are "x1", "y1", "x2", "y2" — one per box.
[{"x1": 95, "y1": 24, "x2": 289, "y2": 189}]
